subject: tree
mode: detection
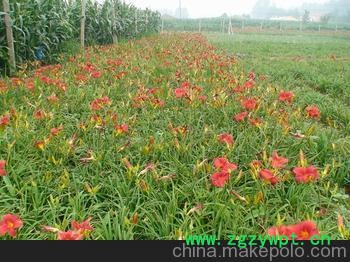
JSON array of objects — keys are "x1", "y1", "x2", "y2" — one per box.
[
  {"x1": 302, "y1": 10, "x2": 310, "y2": 23},
  {"x1": 320, "y1": 13, "x2": 331, "y2": 24}
]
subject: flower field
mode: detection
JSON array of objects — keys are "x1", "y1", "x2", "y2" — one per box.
[{"x1": 0, "y1": 33, "x2": 349, "y2": 240}]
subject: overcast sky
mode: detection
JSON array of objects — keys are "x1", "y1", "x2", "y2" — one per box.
[{"x1": 121, "y1": 0, "x2": 330, "y2": 18}]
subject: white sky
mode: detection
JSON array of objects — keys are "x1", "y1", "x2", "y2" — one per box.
[{"x1": 121, "y1": 0, "x2": 330, "y2": 18}]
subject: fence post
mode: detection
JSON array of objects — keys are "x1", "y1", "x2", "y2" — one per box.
[
  {"x1": 161, "y1": 16, "x2": 164, "y2": 34},
  {"x1": 112, "y1": 3, "x2": 118, "y2": 44},
  {"x1": 228, "y1": 17, "x2": 232, "y2": 35},
  {"x1": 260, "y1": 22, "x2": 263, "y2": 32},
  {"x1": 198, "y1": 19, "x2": 201, "y2": 33},
  {"x1": 135, "y1": 10, "x2": 138, "y2": 35},
  {"x1": 241, "y1": 20, "x2": 244, "y2": 32},
  {"x1": 80, "y1": 0, "x2": 86, "y2": 51},
  {"x1": 222, "y1": 17, "x2": 225, "y2": 33},
  {"x1": 318, "y1": 25, "x2": 321, "y2": 33},
  {"x1": 2, "y1": 0, "x2": 16, "y2": 74},
  {"x1": 335, "y1": 24, "x2": 338, "y2": 32}
]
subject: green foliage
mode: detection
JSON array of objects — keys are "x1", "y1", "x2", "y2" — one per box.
[{"x1": 0, "y1": 0, "x2": 161, "y2": 75}]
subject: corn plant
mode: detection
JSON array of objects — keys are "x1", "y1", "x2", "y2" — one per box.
[{"x1": 0, "y1": 0, "x2": 161, "y2": 75}]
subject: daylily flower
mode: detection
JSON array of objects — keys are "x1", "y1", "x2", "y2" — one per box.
[
  {"x1": 218, "y1": 133, "x2": 234, "y2": 147},
  {"x1": 279, "y1": 91, "x2": 295, "y2": 103},
  {"x1": 57, "y1": 230, "x2": 84, "y2": 240},
  {"x1": 233, "y1": 111, "x2": 248, "y2": 122},
  {"x1": 213, "y1": 157, "x2": 237, "y2": 173},
  {"x1": 0, "y1": 214, "x2": 23, "y2": 237},
  {"x1": 34, "y1": 110, "x2": 46, "y2": 120},
  {"x1": 292, "y1": 166, "x2": 319, "y2": 183},
  {"x1": 306, "y1": 105, "x2": 320, "y2": 119},
  {"x1": 267, "y1": 225, "x2": 295, "y2": 238},
  {"x1": 71, "y1": 217, "x2": 93, "y2": 236},
  {"x1": 211, "y1": 172, "x2": 230, "y2": 188},
  {"x1": 0, "y1": 115, "x2": 10, "y2": 128},
  {"x1": 294, "y1": 221, "x2": 320, "y2": 240},
  {"x1": 241, "y1": 98, "x2": 258, "y2": 111},
  {"x1": 50, "y1": 126, "x2": 64, "y2": 137},
  {"x1": 115, "y1": 124, "x2": 129, "y2": 134},
  {"x1": 268, "y1": 220, "x2": 319, "y2": 240},
  {"x1": 0, "y1": 160, "x2": 6, "y2": 176},
  {"x1": 259, "y1": 169, "x2": 279, "y2": 185},
  {"x1": 270, "y1": 151, "x2": 289, "y2": 169}
]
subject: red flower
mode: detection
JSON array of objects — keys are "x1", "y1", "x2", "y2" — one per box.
[
  {"x1": 71, "y1": 218, "x2": 93, "y2": 235},
  {"x1": 259, "y1": 169, "x2": 279, "y2": 185},
  {"x1": 294, "y1": 221, "x2": 320, "y2": 240},
  {"x1": 115, "y1": 124, "x2": 129, "y2": 134},
  {"x1": 47, "y1": 93, "x2": 59, "y2": 103},
  {"x1": 34, "y1": 140, "x2": 46, "y2": 150},
  {"x1": 270, "y1": 151, "x2": 289, "y2": 169},
  {"x1": 248, "y1": 117, "x2": 262, "y2": 127},
  {"x1": 248, "y1": 72, "x2": 255, "y2": 80},
  {"x1": 268, "y1": 225, "x2": 295, "y2": 237},
  {"x1": 91, "y1": 71, "x2": 102, "y2": 79},
  {"x1": 57, "y1": 230, "x2": 84, "y2": 240},
  {"x1": 241, "y1": 98, "x2": 258, "y2": 111},
  {"x1": 34, "y1": 110, "x2": 46, "y2": 120},
  {"x1": 279, "y1": 91, "x2": 294, "y2": 103},
  {"x1": 0, "y1": 214, "x2": 23, "y2": 237},
  {"x1": 50, "y1": 126, "x2": 63, "y2": 137},
  {"x1": 244, "y1": 80, "x2": 255, "y2": 89},
  {"x1": 0, "y1": 115, "x2": 10, "y2": 128},
  {"x1": 90, "y1": 96, "x2": 111, "y2": 111},
  {"x1": 174, "y1": 88, "x2": 188, "y2": 98},
  {"x1": 0, "y1": 160, "x2": 6, "y2": 176},
  {"x1": 218, "y1": 133, "x2": 234, "y2": 147},
  {"x1": 306, "y1": 105, "x2": 320, "y2": 119},
  {"x1": 233, "y1": 111, "x2": 248, "y2": 122},
  {"x1": 213, "y1": 157, "x2": 237, "y2": 173},
  {"x1": 292, "y1": 166, "x2": 319, "y2": 183},
  {"x1": 211, "y1": 172, "x2": 230, "y2": 188}
]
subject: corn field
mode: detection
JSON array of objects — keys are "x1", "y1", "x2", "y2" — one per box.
[{"x1": 0, "y1": 0, "x2": 161, "y2": 75}]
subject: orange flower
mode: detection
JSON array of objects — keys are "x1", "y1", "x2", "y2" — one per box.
[{"x1": 34, "y1": 140, "x2": 46, "y2": 150}]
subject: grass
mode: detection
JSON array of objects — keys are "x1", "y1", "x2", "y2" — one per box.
[{"x1": 0, "y1": 32, "x2": 349, "y2": 240}]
